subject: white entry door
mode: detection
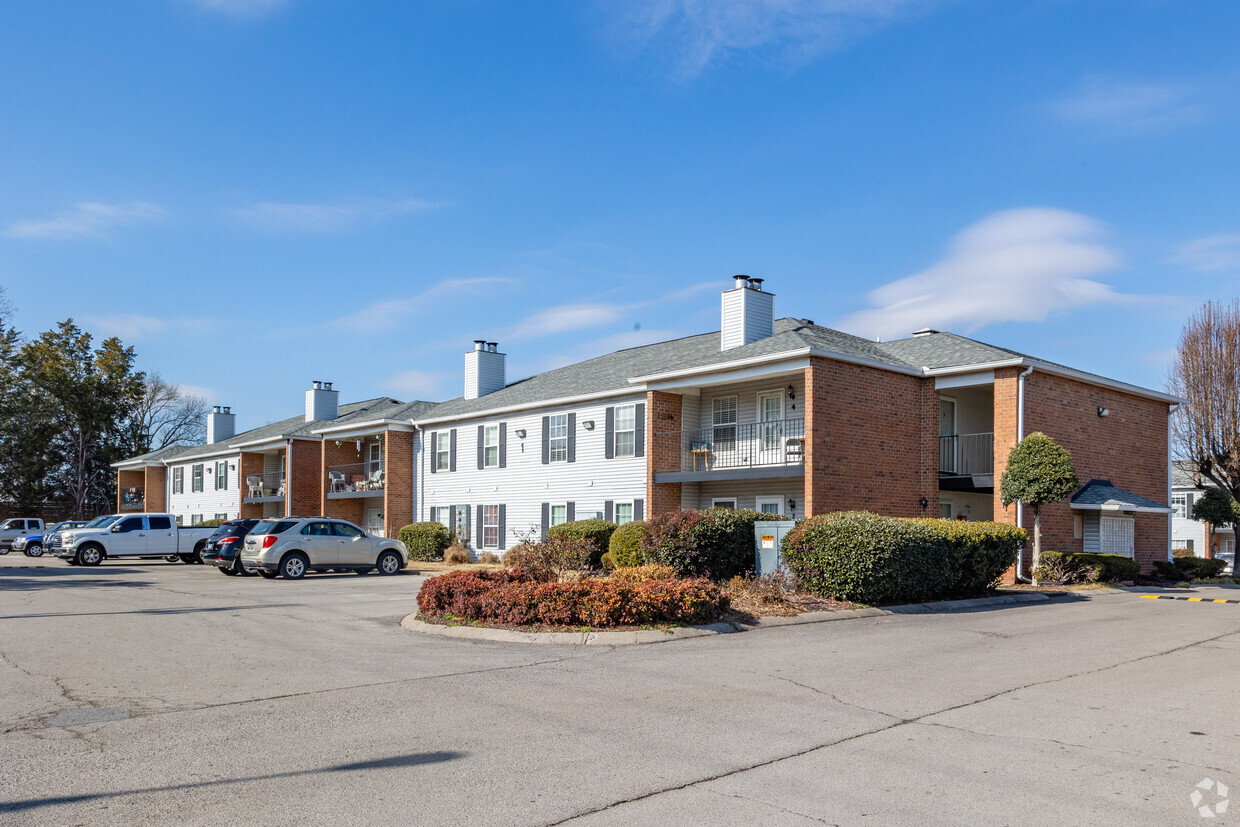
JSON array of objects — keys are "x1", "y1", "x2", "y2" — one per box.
[
  {"x1": 1100, "y1": 516, "x2": 1135, "y2": 558},
  {"x1": 363, "y1": 505, "x2": 384, "y2": 537},
  {"x1": 758, "y1": 391, "x2": 784, "y2": 462}
]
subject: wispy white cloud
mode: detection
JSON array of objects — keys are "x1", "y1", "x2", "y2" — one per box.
[
  {"x1": 1171, "y1": 233, "x2": 1240, "y2": 272},
  {"x1": 603, "y1": 0, "x2": 943, "y2": 79},
  {"x1": 836, "y1": 208, "x2": 1140, "y2": 341},
  {"x1": 379, "y1": 369, "x2": 447, "y2": 400},
  {"x1": 331, "y1": 277, "x2": 515, "y2": 332},
  {"x1": 175, "y1": 384, "x2": 219, "y2": 403},
  {"x1": 226, "y1": 198, "x2": 437, "y2": 234},
  {"x1": 5, "y1": 201, "x2": 166, "y2": 241},
  {"x1": 83, "y1": 313, "x2": 210, "y2": 341},
  {"x1": 1049, "y1": 77, "x2": 1203, "y2": 130},
  {"x1": 186, "y1": 0, "x2": 288, "y2": 18},
  {"x1": 508, "y1": 303, "x2": 627, "y2": 339}
]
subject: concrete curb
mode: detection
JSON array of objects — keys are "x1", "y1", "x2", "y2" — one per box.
[{"x1": 400, "y1": 592, "x2": 1051, "y2": 646}]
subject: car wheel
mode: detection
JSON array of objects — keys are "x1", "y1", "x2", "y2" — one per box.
[
  {"x1": 0, "y1": 548, "x2": 9, "y2": 555},
  {"x1": 279, "y1": 553, "x2": 308, "y2": 580},
  {"x1": 258, "y1": 570, "x2": 278, "y2": 579},
  {"x1": 26, "y1": 544, "x2": 44, "y2": 558},
  {"x1": 78, "y1": 545, "x2": 103, "y2": 566},
  {"x1": 376, "y1": 550, "x2": 402, "y2": 575}
]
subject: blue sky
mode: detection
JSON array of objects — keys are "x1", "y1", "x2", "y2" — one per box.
[{"x1": 2, "y1": 0, "x2": 1238, "y2": 430}]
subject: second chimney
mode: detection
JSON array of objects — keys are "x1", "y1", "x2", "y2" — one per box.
[
  {"x1": 720, "y1": 275, "x2": 775, "y2": 350},
  {"x1": 464, "y1": 340, "x2": 506, "y2": 399},
  {"x1": 305, "y1": 380, "x2": 340, "y2": 422},
  {"x1": 206, "y1": 405, "x2": 236, "y2": 444}
]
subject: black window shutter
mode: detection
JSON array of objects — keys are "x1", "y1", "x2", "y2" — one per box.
[
  {"x1": 541, "y1": 417, "x2": 550, "y2": 465},
  {"x1": 604, "y1": 407, "x2": 615, "y2": 459},
  {"x1": 428, "y1": 432, "x2": 437, "y2": 474},
  {"x1": 566, "y1": 501, "x2": 575, "y2": 522},
  {"x1": 498, "y1": 504, "x2": 506, "y2": 550},
  {"x1": 540, "y1": 502, "x2": 549, "y2": 541},
  {"x1": 476, "y1": 505, "x2": 483, "y2": 547},
  {"x1": 463, "y1": 504, "x2": 471, "y2": 543},
  {"x1": 567, "y1": 413, "x2": 576, "y2": 463},
  {"x1": 499, "y1": 423, "x2": 507, "y2": 468},
  {"x1": 1187, "y1": 492, "x2": 1195, "y2": 515},
  {"x1": 634, "y1": 403, "x2": 646, "y2": 458},
  {"x1": 634, "y1": 499, "x2": 644, "y2": 521},
  {"x1": 604, "y1": 500, "x2": 613, "y2": 522},
  {"x1": 1187, "y1": 539, "x2": 1195, "y2": 552},
  {"x1": 449, "y1": 429, "x2": 457, "y2": 472},
  {"x1": 477, "y1": 425, "x2": 485, "y2": 470}
]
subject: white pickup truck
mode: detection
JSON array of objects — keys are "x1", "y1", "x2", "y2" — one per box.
[
  {"x1": 51, "y1": 513, "x2": 216, "y2": 567},
  {"x1": 0, "y1": 518, "x2": 45, "y2": 553}
]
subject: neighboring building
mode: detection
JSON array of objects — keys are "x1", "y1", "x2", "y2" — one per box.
[
  {"x1": 114, "y1": 277, "x2": 1179, "y2": 577},
  {"x1": 1171, "y1": 461, "x2": 1235, "y2": 572}
]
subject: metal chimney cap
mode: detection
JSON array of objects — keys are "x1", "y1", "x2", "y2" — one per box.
[
  {"x1": 748, "y1": 277, "x2": 764, "y2": 290},
  {"x1": 733, "y1": 274, "x2": 750, "y2": 288}
]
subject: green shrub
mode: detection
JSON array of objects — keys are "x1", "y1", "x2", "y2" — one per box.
[
  {"x1": 195, "y1": 518, "x2": 223, "y2": 527},
  {"x1": 1033, "y1": 552, "x2": 1099, "y2": 584},
  {"x1": 399, "y1": 522, "x2": 453, "y2": 562},
  {"x1": 780, "y1": 512, "x2": 1026, "y2": 605},
  {"x1": 1155, "y1": 555, "x2": 1229, "y2": 581},
  {"x1": 1152, "y1": 560, "x2": 1186, "y2": 581},
  {"x1": 1041, "y1": 550, "x2": 1140, "y2": 582},
  {"x1": 547, "y1": 519, "x2": 617, "y2": 568},
  {"x1": 642, "y1": 508, "x2": 788, "y2": 579},
  {"x1": 608, "y1": 520, "x2": 647, "y2": 568}
]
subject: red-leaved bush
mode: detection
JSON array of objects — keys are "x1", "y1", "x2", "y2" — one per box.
[{"x1": 416, "y1": 568, "x2": 728, "y2": 627}]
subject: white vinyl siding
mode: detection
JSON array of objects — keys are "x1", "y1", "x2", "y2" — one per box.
[
  {"x1": 1171, "y1": 486, "x2": 1211, "y2": 558},
  {"x1": 420, "y1": 395, "x2": 647, "y2": 554},
  {"x1": 167, "y1": 454, "x2": 241, "y2": 523},
  {"x1": 683, "y1": 479, "x2": 803, "y2": 518},
  {"x1": 697, "y1": 376, "x2": 805, "y2": 433}
]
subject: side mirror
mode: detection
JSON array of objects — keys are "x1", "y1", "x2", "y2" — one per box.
[{"x1": 111, "y1": 525, "x2": 122, "y2": 533}]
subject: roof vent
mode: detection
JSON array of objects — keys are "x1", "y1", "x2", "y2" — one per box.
[{"x1": 912, "y1": 328, "x2": 938, "y2": 337}]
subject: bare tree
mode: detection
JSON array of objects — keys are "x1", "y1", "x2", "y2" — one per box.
[
  {"x1": 129, "y1": 374, "x2": 209, "y2": 454},
  {"x1": 1169, "y1": 300, "x2": 1240, "y2": 502}
]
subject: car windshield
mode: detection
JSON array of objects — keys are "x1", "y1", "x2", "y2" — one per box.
[
  {"x1": 83, "y1": 515, "x2": 120, "y2": 529},
  {"x1": 0, "y1": 519, "x2": 21, "y2": 530},
  {"x1": 50, "y1": 522, "x2": 76, "y2": 532},
  {"x1": 250, "y1": 520, "x2": 297, "y2": 536}
]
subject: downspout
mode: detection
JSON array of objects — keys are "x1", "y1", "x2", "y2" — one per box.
[
  {"x1": 1168, "y1": 404, "x2": 1177, "y2": 563},
  {"x1": 1015, "y1": 365, "x2": 1035, "y2": 581},
  {"x1": 413, "y1": 422, "x2": 423, "y2": 524},
  {"x1": 286, "y1": 439, "x2": 294, "y2": 518}
]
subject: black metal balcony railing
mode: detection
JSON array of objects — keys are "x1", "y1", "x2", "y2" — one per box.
[
  {"x1": 327, "y1": 462, "x2": 385, "y2": 493},
  {"x1": 939, "y1": 433, "x2": 994, "y2": 476},
  {"x1": 243, "y1": 471, "x2": 286, "y2": 499},
  {"x1": 657, "y1": 418, "x2": 806, "y2": 473}
]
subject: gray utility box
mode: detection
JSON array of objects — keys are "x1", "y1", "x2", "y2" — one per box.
[{"x1": 754, "y1": 520, "x2": 796, "y2": 576}]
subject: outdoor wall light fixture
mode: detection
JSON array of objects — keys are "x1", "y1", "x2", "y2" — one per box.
[
  {"x1": 583, "y1": 420, "x2": 595, "y2": 430},
  {"x1": 786, "y1": 384, "x2": 795, "y2": 399},
  {"x1": 515, "y1": 429, "x2": 527, "y2": 439},
  {"x1": 334, "y1": 440, "x2": 342, "y2": 447},
  {"x1": 920, "y1": 496, "x2": 929, "y2": 509},
  {"x1": 787, "y1": 498, "x2": 796, "y2": 511},
  {"x1": 1097, "y1": 406, "x2": 1110, "y2": 417}
]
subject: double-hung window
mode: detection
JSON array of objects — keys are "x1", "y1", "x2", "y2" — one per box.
[
  {"x1": 548, "y1": 414, "x2": 568, "y2": 463},
  {"x1": 550, "y1": 504, "x2": 568, "y2": 527},
  {"x1": 191, "y1": 513, "x2": 203, "y2": 525},
  {"x1": 614, "y1": 502, "x2": 634, "y2": 525},
  {"x1": 614, "y1": 405, "x2": 635, "y2": 458},
  {"x1": 433, "y1": 506, "x2": 452, "y2": 529},
  {"x1": 481, "y1": 505, "x2": 500, "y2": 548},
  {"x1": 172, "y1": 467, "x2": 184, "y2": 494},
  {"x1": 712, "y1": 397, "x2": 737, "y2": 451},
  {"x1": 435, "y1": 433, "x2": 451, "y2": 472},
  {"x1": 215, "y1": 462, "x2": 227, "y2": 490},
  {"x1": 191, "y1": 465, "x2": 204, "y2": 493},
  {"x1": 483, "y1": 425, "x2": 499, "y2": 468},
  {"x1": 1172, "y1": 494, "x2": 1187, "y2": 519}
]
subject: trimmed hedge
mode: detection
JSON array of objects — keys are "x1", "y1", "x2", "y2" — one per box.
[
  {"x1": 641, "y1": 508, "x2": 788, "y2": 579},
  {"x1": 608, "y1": 520, "x2": 647, "y2": 568},
  {"x1": 1041, "y1": 550, "x2": 1140, "y2": 583},
  {"x1": 399, "y1": 522, "x2": 453, "y2": 562},
  {"x1": 416, "y1": 568, "x2": 727, "y2": 627},
  {"x1": 1153, "y1": 555, "x2": 1229, "y2": 581},
  {"x1": 547, "y1": 519, "x2": 617, "y2": 568},
  {"x1": 780, "y1": 512, "x2": 1026, "y2": 605},
  {"x1": 195, "y1": 518, "x2": 224, "y2": 527}
]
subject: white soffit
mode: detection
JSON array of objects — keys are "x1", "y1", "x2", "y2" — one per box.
[{"x1": 935, "y1": 370, "x2": 994, "y2": 390}]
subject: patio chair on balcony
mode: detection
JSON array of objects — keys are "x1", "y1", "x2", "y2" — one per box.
[
  {"x1": 246, "y1": 476, "x2": 263, "y2": 498},
  {"x1": 367, "y1": 469, "x2": 384, "y2": 490},
  {"x1": 276, "y1": 478, "x2": 286, "y2": 498},
  {"x1": 785, "y1": 437, "x2": 805, "y2": 463},
  {"x1": 329, "y1": 471, "x2": 347, "y2": 493}
]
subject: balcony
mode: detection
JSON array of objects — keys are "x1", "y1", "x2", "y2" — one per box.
[
  {"x1": 243, "y1": 471, "x2": 286, "y2": 503},
  {"x1": 654, "y1": 418, "x2": 805, "y2": 483},
  {"x1": 326, "y1": 462, "x2": 385, "y2": 499},
  {"x1": 939, "y1": 433, "x2": 994, "y2": 490},
  {"x1": 120, "y1": 487, "x2": 144, "y2": 511}
]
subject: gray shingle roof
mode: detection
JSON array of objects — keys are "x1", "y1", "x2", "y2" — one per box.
[
  {"x1": 1070, "y1": 478, "x2": 1170, "y2": 511},
  {"x1": 877, "y1": 331, "x2": 1019, "y2": 369}
]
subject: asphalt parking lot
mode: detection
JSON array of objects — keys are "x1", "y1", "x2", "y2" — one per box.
[{"x1": 2, "y1": 557, "x2": 1238, "y2": 825}]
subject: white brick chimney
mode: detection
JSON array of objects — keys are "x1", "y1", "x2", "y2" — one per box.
[
  {"x1": 206, "y1": 406, "x2": 236, "y2": 444},
  {"x1": 464, "y1": 340, "x2": 506, "y2": 400},
  {"x1": 721, "y1": 275, "x2": 774, "y2": 350},
  {"x1": 305, "y1": 381, "x2": 339, "y2": 422}
]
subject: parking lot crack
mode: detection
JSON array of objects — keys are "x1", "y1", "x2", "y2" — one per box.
[
  {"x1": 768, "y1": 675, "x2": 901, "y2": 721},
  {"x1": 702, "y1": 788, "x2": 838, "y2": 824}
]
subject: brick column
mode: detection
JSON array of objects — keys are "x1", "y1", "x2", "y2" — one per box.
[
  {"x1": 646, "y1": 390, "x2": 682, "y2": 516},
  {"x1": 144, "y1": 466, "x2": 167, "y2": 513},
  {"x1": 384, "y1": 431, "x2": 414, "y2": 537},
  {"x1": 992, "y1": 366, "x2": 1023, "y2": 582},
  {"x1": 117, "y1": 469, "x2": 144, "y2": 512},
  {"x1": 239, "y1": 452, "x2": 264, "y2": 519},
  {"x1": 287, "y1": 440, "x2": 321, "y2": 517}
]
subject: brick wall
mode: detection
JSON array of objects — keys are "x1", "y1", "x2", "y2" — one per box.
[
  {"x1": 646, "y1": 390, "x2": 682, "y2": 515},
  {"x1": 144, "y1": 466, "x2": 167, "y2": 513},
  {"x1": 804, "y1": 357, "x2": 939, "y2": 518},
  {"x1": 287, "y1": 440, "x2": 321, "y2": 517},
  {"x1": 239, "y1": 452, "x2": 265, "y2": 519},
  {"x1": 117, "y1": 469, "x2": 144, "y2": 511},
  {"x1": 383, "y1": 431, "x2": 414, "y2": 536},
  {"x1": 995, "y1": 369, "x2": 1171, "y2": 574}
]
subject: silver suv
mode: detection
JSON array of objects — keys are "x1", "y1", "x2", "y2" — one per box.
[{"x1": 239, "y1": 517, "x2": 408, "y2": 580}]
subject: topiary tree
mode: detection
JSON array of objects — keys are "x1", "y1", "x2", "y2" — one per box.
[
  {"x1": 398, "y1": 522, "x2": 453, "y2": 562},
  {"x1": 608, "y1": 520, "x2": 647, "y2": 568},
  {"x1": 999, "y1": 432, "x2": 1079, "y2": 585},
  {"x1": 1191, "y1": 486, "x2": 1240, "y2": 544}
]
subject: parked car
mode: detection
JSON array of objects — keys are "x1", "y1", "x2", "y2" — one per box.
[
  {"x1": 240, "y1": 517, "x2": 407, "y2": 579},
  {"x1": 201, "y1": 519, "x2": 261, "y2": 576},
  {"x1": 0, "y1": 518, "x2": 45, "y2": 554},
  {"x1": 52, "y1": 514, "x2": 216, "y2": 567},
  {"x1": 11, "y1": 521, "x2": 87, "y2": 557}
]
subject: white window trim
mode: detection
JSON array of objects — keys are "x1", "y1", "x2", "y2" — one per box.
[
  {"x1": 435, "y1": 433, "x2": 451, "y2": 471},
  {"x1": 481, "y1": 504, "x2": 500, "y2": 548},
  {"x1": 483, "y1": 424, "x2": 500, "y2": 468},
  {"x1": 711, "y1": 497, "x2": 737, "y2": 509},
  {"x1": 549, "y1": 414, "x2": 568, "y2": 463},
  {"x1": 613, "y1": 501, "x2": 635, "y2": 525},
  {"x1": 549, "y1": 503, "x2": 569, "y2": 527},
  {"x1": 755, "y1": 496, "x2": 784, "y2": 516},
  {"x1": 614, "y1": 404, "x2": 636, "y2": 458}
]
